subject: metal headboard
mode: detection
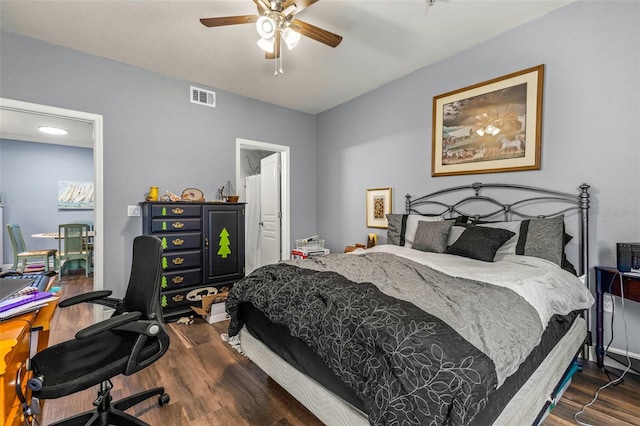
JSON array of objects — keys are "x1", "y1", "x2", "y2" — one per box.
[{"x1": 405, "y1": 182, "x2": 590, "y2": 279}]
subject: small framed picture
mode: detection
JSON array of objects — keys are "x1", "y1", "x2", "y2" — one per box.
[{"x1": 366, "y1": 187, "x2": 392, "y2": 228}]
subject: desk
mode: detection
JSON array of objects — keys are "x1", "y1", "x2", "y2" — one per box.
[
  {"x1": 0, "y1": 276, "x2": 57, "y2": 426},
  {"x1": 595, "y1": 266, "x2": 640, "y2": 370}
]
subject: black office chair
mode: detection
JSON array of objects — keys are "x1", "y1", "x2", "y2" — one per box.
[{"x1": 25, "y1": 235, "x2": 170, "y2": 425}]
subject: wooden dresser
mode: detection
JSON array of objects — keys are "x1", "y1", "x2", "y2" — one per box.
[{"x1": 141, "y1": 202, "x2": 245, "y2": 321}]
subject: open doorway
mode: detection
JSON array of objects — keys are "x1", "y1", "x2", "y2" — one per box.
[
  {"x1": 235, "y1": 138, "x2": 290, "y2": 274},
  {"x1": 0, "y1": 98, "x2": 104, "y2": 292}
]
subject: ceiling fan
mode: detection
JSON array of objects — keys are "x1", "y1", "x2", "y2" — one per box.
[{"x1": 200, "y1": 0, "x2": 342, "y2": 75}]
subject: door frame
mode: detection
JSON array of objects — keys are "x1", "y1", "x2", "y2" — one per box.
[
  {"x1": 235, "y1": 138, "x2": 290, "y2": 260},
  {"x1": 0, "y1": 98, "x2": 104, "y2": 293}
]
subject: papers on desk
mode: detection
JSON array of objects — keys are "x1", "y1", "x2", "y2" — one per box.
[{"x1": 0, "y1": 291, "x2": 58, "y2": 320}]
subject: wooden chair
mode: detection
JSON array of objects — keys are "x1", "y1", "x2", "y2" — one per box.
[
  {"x1": 6, "y1": 223, "x2": 58, "y2": 272},
  {"x1": 58, "y1": 223, "x2": 92, "y2": 278}
]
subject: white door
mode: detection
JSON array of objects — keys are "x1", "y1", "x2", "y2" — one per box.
[{"x1": 260, "y1": 153, "x2": 281, "y2": 265}]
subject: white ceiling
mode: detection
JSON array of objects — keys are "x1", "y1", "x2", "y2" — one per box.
[{"x1": 1, "y1": 0, "x2": 574, "y2": 119}]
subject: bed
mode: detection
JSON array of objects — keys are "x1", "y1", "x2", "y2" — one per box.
[{"x1": 225, "y1": 182, "x2": 594, "y2": 425}]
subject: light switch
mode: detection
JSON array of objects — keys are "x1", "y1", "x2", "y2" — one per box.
[{"x1": 128, "y1": 205, "x2": 141, "y2": 216}]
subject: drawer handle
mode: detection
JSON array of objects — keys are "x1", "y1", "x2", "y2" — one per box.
[
  {"x1": 172, "y1": 257, "x2": 184, "y2": 265},
  {"x1": 172, "y1": 295, "x2": 184, "y2": 302},
  {"x1": 172, "y1": 276, "x2": 184, "y2": 284},
  {"x1": 172, "y1": 207, "x2": 184, "y2": 215},
  {"x1": 172, "y1": 222, "x2": 184, "y2": 229},
  {"x1": 172, "y1": 238, "x2": 185, "y2": 246}
]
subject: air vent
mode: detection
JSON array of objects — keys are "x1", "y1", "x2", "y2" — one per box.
[{"x1": 190, "y1": 86, "x2": 216, "y2": 108}]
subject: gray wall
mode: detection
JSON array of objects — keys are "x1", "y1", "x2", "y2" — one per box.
[
  {"x1": 316, "y1": 1, "x2": 640, "y2": 356},
  {"x1": 1, "y1": 139, "x2": 94, "y2": 261},
  {"x1": 0, "y1": 31, "x2": 317, "y2": 296}
]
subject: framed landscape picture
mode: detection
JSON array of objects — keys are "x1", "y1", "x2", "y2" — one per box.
[
  {"x1": 366, "y1": 187, "x2": 392, "y2": 228},
  {"x1": 432, "y1": 64, "x2": 544, "y2": 176}
]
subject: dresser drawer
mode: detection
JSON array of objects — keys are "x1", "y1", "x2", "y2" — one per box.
[
  {"x1": 151, "y1": 204, "x2": 201, "y2": 218},
  {"x1": 151, "y1": 218, "x2": 201, "y2": 233},
  {"x1": 161, "y1": 283, "x2": 235, "y2": 309},
  {"x1": 162, "y1": 269, "x2": 202, "y2": 290},
  {"x1": 162, "y1": 250, "x2": 201, "y2": 271},
  {"x1": 159, "y1": 233, "x2": 201, "y2": 251}
]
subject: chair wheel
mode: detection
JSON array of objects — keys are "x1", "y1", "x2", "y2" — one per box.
[{"x1": 158, "y1": 393, "x2": 170, "y2": 406}]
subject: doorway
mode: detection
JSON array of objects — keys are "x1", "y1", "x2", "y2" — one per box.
[
  {"x1": 0, "y1": 98, "x2": 104, "y2": 292},
  {"x1": 235, "y1": 138, "x2": 290, "y2": 273}
]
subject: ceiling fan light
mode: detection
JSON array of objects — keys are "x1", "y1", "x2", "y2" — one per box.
[
  {"x1": 257, "y1": 36, "x2": 275, "y2": 53},
  {"x1": 282, "y1": 27, "x2": 301, "y2": 50},
  {"x1": 256, "y1": 16, "x2": 276, "y2": 39}
]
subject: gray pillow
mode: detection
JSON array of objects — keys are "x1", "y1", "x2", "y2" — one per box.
[
  {"x1": 386, "y1": 214, "x2": 443, "y2": 246},
  {"x1": 446, "y1": 226, "x2": 515, "y2": 262},
  {"x1": 386, "y1": 214, "x2": 406, "y2": 246},
  {"x1": 516, "y1": 216, "x2": 564, "y2": 266},
  {"x1": 412, "y1": 221, "x2": 454, "y2": 253}
]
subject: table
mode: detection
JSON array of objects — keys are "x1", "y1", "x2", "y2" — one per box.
[
  {"x1": 32, "y1": 231, "x2": 95, "y2": 239},
  {"x1": 594, "y1": 266, "x2": 640, "y2": 371},
  {"x1": 32, "y1": 231, "x2": 95, "y2": 274},
  {"x1": 344, "y1": 244, "x2": 366, "y2": 253},
  {"x1": 0, "y1": 276, "x2": 57, "y2": 426}
]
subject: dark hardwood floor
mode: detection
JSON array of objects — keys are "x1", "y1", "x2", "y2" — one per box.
[{"x1": 40, "y1": 274, "x2": 640, "y2": 425}]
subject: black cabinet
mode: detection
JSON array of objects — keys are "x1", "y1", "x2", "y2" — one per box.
[{"x1": 141, "y1": 202, "x2": 245, "y2": 320}]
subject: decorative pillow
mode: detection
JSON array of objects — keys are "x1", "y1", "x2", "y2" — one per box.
[
  {"x1": 412, "y1": 221, "x2": 454, "y2": 253},
  {"x1": 516, "y1": 216, "x2": 565, "y2": 266},
  {"x1": 474, "y1": 221, "x2": 522, "y2": 255},
  {"x1": 386, "y1": 214, "x2": 443, "y2": 247},
  {"x1": 446, "y1": 226, "x2": 515, "y2": 262}
]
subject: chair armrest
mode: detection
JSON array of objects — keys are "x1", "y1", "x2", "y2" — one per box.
[
  {"x1": 75, "y1": 311, "x2": 142, "y2": 339},
  {"x1": 59, "y1": 290, "x2": 120, "y2": 309},
  {"x1": 114, "y1": 319, "x2": 164, "y2": 337}
]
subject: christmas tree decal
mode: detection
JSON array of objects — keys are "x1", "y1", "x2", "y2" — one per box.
[{"x1": 217, "y1": 227, "x2": 231, "y2": 259}]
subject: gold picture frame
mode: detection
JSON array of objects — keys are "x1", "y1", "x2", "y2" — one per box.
[
  {"x1": 432, "y1": 64, "x2": 544, "y2": 176},
  {"x1": 366, "y1": 187, "x2": 392, "y2": 228}
]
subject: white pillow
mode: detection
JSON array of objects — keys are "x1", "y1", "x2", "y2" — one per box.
[{"x1": 447, "y1": 226, "x2": 467, "y2": 247}]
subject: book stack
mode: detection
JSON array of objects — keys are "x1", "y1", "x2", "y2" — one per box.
[
  {"x1": 291, "y1": 235, "x2": 330, "y2": 259},
  {"x1": 0, "y1": 288, "x2": 58, "y2": 320}
]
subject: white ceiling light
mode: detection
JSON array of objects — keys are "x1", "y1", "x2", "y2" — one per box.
[
  {"x1": 257, "y1": 37, "x2": 275, "y2": 53},
  {"x1": 282, "y1": 27, "x2": 301, "y2": 50},
  {"x1": 256, "y1": 16, "x2": 276, "y2": 39},
  {"x1": 39, "y1": 126, "x2": 68, "y2": 135}
]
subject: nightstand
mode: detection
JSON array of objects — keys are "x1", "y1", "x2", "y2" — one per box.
[{"x1": 594, "y1": 266, "x2": 640, "y2": 372}]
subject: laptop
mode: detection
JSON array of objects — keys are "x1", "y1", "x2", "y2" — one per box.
[{"x1": 0, "y1": 278, "x2": 35, "y2": 303}]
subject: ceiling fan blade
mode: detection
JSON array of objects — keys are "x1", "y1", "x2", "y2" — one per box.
[
  {"x1": 200, "y1": 15, "x2": 258, "y2": 27},
  {"x1": 282, "y1": 0, "x2": 319, "y2": 15},
  {"x1": 291, "y1": 19, "x2": 342, "y2": 48}
]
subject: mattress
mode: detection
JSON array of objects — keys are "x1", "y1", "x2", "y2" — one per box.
[{"x1": 240, "y1": 300, "x2": 586, "y2": 425}]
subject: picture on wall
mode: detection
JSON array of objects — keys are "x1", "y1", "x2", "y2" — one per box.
[
  {"x1": 58, "y1": 180, "x2": 94, "y2": 209},
  {"x1": 366, "y1": 187, "x2": 392, "y2": 228},
  {"x1": 432, "y1": 64, "x2": 544, "y2": 176}
]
